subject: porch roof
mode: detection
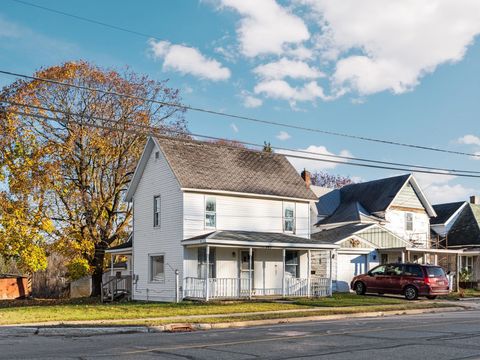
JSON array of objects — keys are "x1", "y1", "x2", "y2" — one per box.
[
  {"x1": 182, "y1": 230, "x2": 339, "y2": 249},
  {"x1": 379, "y1": 247, "x2": 463, "y2": 254},
  {"x1": 105, "y1": 235, "x2": 133, "y2": 255}
]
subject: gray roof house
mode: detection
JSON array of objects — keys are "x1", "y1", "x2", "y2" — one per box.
[{"x1": 308, "y1": 174, "x2": 466, "y2": 292}]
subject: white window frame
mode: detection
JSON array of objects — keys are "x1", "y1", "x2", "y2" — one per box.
[
  {"x1": 285, "y1": 250, "x2": 299, "y2": 278},
  {"x1": 405, "y1": 212, "x2": 413, "y2": 231},
  {"x1": 205, "y1": 196, "x2": 217, "y2": 229},
  {"x1": 149, "y1": 254, "x2": 165, "y2": 283},
  {"x1": 153, "y1": 195, "x2": 161, "y2": 228},
  {"x1": 283, "y1": 202, "x2": 295, "y2": 233},
  {"x1": 462, "y1": 256, "x2": 474, "y2": 273}
]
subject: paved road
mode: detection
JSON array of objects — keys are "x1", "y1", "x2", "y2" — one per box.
[{"x1": 2, "y1": 310, "x2": 480, "y2": 359}]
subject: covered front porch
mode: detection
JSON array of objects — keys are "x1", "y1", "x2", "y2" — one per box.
[{"x1": 182, "y1": 231, "x2": 338, "y2": 301}]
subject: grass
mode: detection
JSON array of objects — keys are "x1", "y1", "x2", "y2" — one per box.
[
  {"x1": 439, "y1": 288, "x2": 480, "y2": 300},
  {"x1": 0, "y1": 293, "x2": 452, "y2": 326}
]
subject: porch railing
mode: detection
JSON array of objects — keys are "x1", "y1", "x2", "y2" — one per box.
[
  {"x1": 101, "y1": 275, "x2": 132, "y2": 302},
  {"x1": 183, "y1": 277, "x2": 331, "y2": 300}
]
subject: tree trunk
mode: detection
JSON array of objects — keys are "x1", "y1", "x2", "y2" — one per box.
[{"x1": 90, "y1": 247, "x2": 105, "y2": 297}]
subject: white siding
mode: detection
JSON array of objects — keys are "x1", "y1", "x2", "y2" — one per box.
[
  {"x1": 183, "y1": 192, "x2": 310, "y2": 239},
  {"x1": 132, "y1": 145, "x2": 184, "y2": 302},
  {"x1": 384, "y1": 209, "x2": 430, "y2": 248}
]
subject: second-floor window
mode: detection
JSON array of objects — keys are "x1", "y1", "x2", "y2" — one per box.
[
  {"x1": 283, "y1": 202, "x2": 295, "y2": 232},
  {"x1": 405, "y1": 212, "x2": 413, "y2": 231},
  {"x1": 205, "y1": 197, "x2": 216, "y2": 228},
  {"x1": 153, "y1": 196, "x2": 161, "y2": 227}
]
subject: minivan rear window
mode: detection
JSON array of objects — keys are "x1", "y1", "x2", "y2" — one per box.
[
  {"x1": 426, "y1": 267, "x2": 445, "y2": 278},
  {"x1": 404, "y1": 265, "x2": 423, "y2": 277}
]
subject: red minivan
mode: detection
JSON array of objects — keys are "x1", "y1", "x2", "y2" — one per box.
[{"x1": 351, "y1": 263, "x2": 449, "y2": 300}]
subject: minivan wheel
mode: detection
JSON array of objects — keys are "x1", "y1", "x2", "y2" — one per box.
[
  {"x1": 426, "y1": 295, "x2": 437, "y2": 300},
  {"x1": 354, "y1": 281, "x2": 366, "y2": 295},
  {"x1": 404, "y1": 286, "x2": 418, "y2": 300}
]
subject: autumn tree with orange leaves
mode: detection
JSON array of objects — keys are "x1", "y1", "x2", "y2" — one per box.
[{"x1": 0, "y1": 61, "x2": 187, "y2": 295}]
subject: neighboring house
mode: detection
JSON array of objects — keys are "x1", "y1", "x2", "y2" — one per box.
[
  {"x1": 431, "y1": 197, "x2": 480, "y2": 286},
  {"x1": 310, "y1": 174, "x2": 462, "y2": 292},
  {"x1": 115, "y1": 136, "x2": 337, "y2": 302}
]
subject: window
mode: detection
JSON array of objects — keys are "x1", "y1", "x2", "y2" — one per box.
[
  {"x1": 381, "y1": 254, "x2": 388, "y2": 265},
  {"x1": 149, "y1": 255, "x2": 164, "y2": 282},
  {"x1": 462, "y1": 256, "x2": 473, "y2": 273},
  {"x1": 404, "y1": 264, "x2": 423, "y2": 277},
  {"x1": 285, "y1": 251, "x2": 299, "y2": 278},
  {"x1": 205, "y1": 197, "x2": 216, "y2": 228},
  {"x1": 154, "y1": 151, "x2": 160, "y2": 160},
  {"x1": 405, "y1": 213, "x2": 413, "y2": 231},
  {"x1": 426, "y1": 267, "x2": 445, "y2": 278},
  {"x1": 198, "y1": 247, "x2": 216, "y2": 278},
  {"x1": 153, "y1": 196, "x2": 161, "y2": 227},
  {"x1": 370, "y1": 265, "x2": 386, "y2": 276},
  {"x1": 283, "y1": 202, "x2": 295, "y2": 232},
  {"x1": 385, "y1": 264, "x2": 403, "y2": 276}
]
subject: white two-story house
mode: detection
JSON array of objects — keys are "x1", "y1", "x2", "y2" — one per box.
[
  {"x1": 121, "y1": 136, "x2": 337, "y2": 302},
  {"x1": 309, "y1": 174, "x2": 462, "y2": 291}
]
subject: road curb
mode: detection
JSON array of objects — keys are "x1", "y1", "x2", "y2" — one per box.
[{"x1": 0, "y1": 306, "x2": 465, "y2": 337}]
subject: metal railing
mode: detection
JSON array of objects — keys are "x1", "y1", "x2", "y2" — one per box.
[
  {"x1": 101, "y1": 275, "x2": 132, "y2": 302},
  {"x1": 183, "y1": 277, "x2": 332, "y2": 300}
]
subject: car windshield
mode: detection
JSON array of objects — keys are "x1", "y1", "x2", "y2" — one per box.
[{"x1": 426, "y1": 267, "x2": 445, "y2": 278}]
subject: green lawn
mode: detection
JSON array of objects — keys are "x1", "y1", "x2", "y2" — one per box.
[{"x1": 0, "y1": 293, "x2": 447, "y2": 326}]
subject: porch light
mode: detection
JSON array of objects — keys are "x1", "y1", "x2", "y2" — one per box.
[{"x1": 232, "y1": 251, "x2": 236, "y2": 258}]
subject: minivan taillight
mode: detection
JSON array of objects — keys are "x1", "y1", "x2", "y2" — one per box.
[{"x1": 424, "y1": 277, "x2": 431, "y2": 285}]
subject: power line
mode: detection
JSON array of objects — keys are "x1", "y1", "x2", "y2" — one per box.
[
  {"x1": 5, "y1": 99, "x2": 480, "y2": 175},
  {"x1": 4, "y1": 107, "x2": 480, "y2": 179},
  {"x1": 1, "y1": 69, "x2": 479, "y2": 159},
  {"x1": 9, "y1": 0, "x2": 162, "y2": 40}
]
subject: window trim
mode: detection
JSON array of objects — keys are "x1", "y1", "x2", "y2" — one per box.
[
  {"x1": 153, "y1": 195, "x2": 161, "y2": 228},
  {"x1": 197, "y1": 247, "x2": 216, "y2": 279},
  {"x1": 205, "y1": 196, "x2": 217, "y2": 229},
  {"x1": 148, "y1": 253, "x2": 165, "y2": 283},
  {"x1": 285, "y1": 250, "x2": 300, "y2": 278},
  {"x1": 283, "y1": 202, "x2": 295, "y2": 233}
]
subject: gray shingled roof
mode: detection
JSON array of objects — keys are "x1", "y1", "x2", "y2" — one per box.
[
  {"x1": 431, "y1": 201, "x2": 466, "y2": 225},
  {"x1": 183, "y1": 230, "x2": 337, "y2": 247},
  {"x1": 311, "y1": 224, "x2": 374, "y2": 244},
  {"x1": 316, "y1": 201, "x2": 383, "y2": 226},
  {"x1": 339, "y1": 174, "x2": 411, "y2": 214},
  {"x1": 157, "y1": 137, "x2": 317, "y2": 200},
  {"x1": 446, "y1": 204, "x2": 480, "y2": 247}
]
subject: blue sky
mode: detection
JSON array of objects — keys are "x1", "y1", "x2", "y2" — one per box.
[{"x1": 2, "y1": 0, "x2": 480, "y2": 203}]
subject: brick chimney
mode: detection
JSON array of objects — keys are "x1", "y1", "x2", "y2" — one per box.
[
  {"x1": 470, "y1": 195, "x2": 480, "y2": 205},
  {"x1": 301, "y1": 169, "x2": 311, "y2": 189}
]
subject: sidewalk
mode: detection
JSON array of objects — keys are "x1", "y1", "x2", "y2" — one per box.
[{"x1": 0, "y1": 302, "x2": 471, "y2": 337}]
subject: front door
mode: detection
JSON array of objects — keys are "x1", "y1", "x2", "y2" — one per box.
[{"x1": 240, "y1": 250, "x2": 254, "y2": 296}]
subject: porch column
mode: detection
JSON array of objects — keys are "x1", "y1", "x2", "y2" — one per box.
[
  {"x1": 248, "y1": 247, "x2": 252, "y2": 300},
  {"x1": 206, "y1": 245, "x2": 210, "y2": 301},
  {"x1": 434, "y1": 254, "x2": 438, "y2": 265},
  {"x1": 307, "y1": 250, "x2": 311, "y2": 298},
  {"x1": 401, "y1": 251, "x2": 406, "y2": 263},
  {"x1": 456, "y1": 254, "x2": 461, "y2": 292},
  {"x1": 110, "y1": 254, "x2": 114, "y2": 276},
  {"x1": 329, "y1": 250, "x2": 333, "y2": 296},
  {"x1": 282, "y1": 249, "x2": 286, "y2": 298}
]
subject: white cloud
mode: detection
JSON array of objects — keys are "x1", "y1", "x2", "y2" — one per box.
[
  {"x1": 280, "y1": 145, "x2": 352, "y2": 172},
  {"x1": 253, "y1": 58, "x2": 325, "y2": 80},
  {"x1": 413, "y1": 172, "x2": 477, "y2": 204},
  {"x1": 276, "y1": 131, "x2": 291, "y2": 141},
  {"x1": 240, "y1": 90, "x2": 263, "y2": 108},
  {"x1": 230, "y1": 123, "x2": 239, "y2": 133},
  {"x1": 254, "y1": 80, "x2": 330, "y2": 104},
  {"x1": 221, "y1": 0, "x2": 310, "y2": 57},
  {"x1": 149, "y1": 39, "x2": 231, "y2": 81},
  {"x1": 303, "y1": 0, "x2": 480, "y2": 95},
  {"x1": 458, "y1": 134, "x2": 480, "y2": 146}
]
